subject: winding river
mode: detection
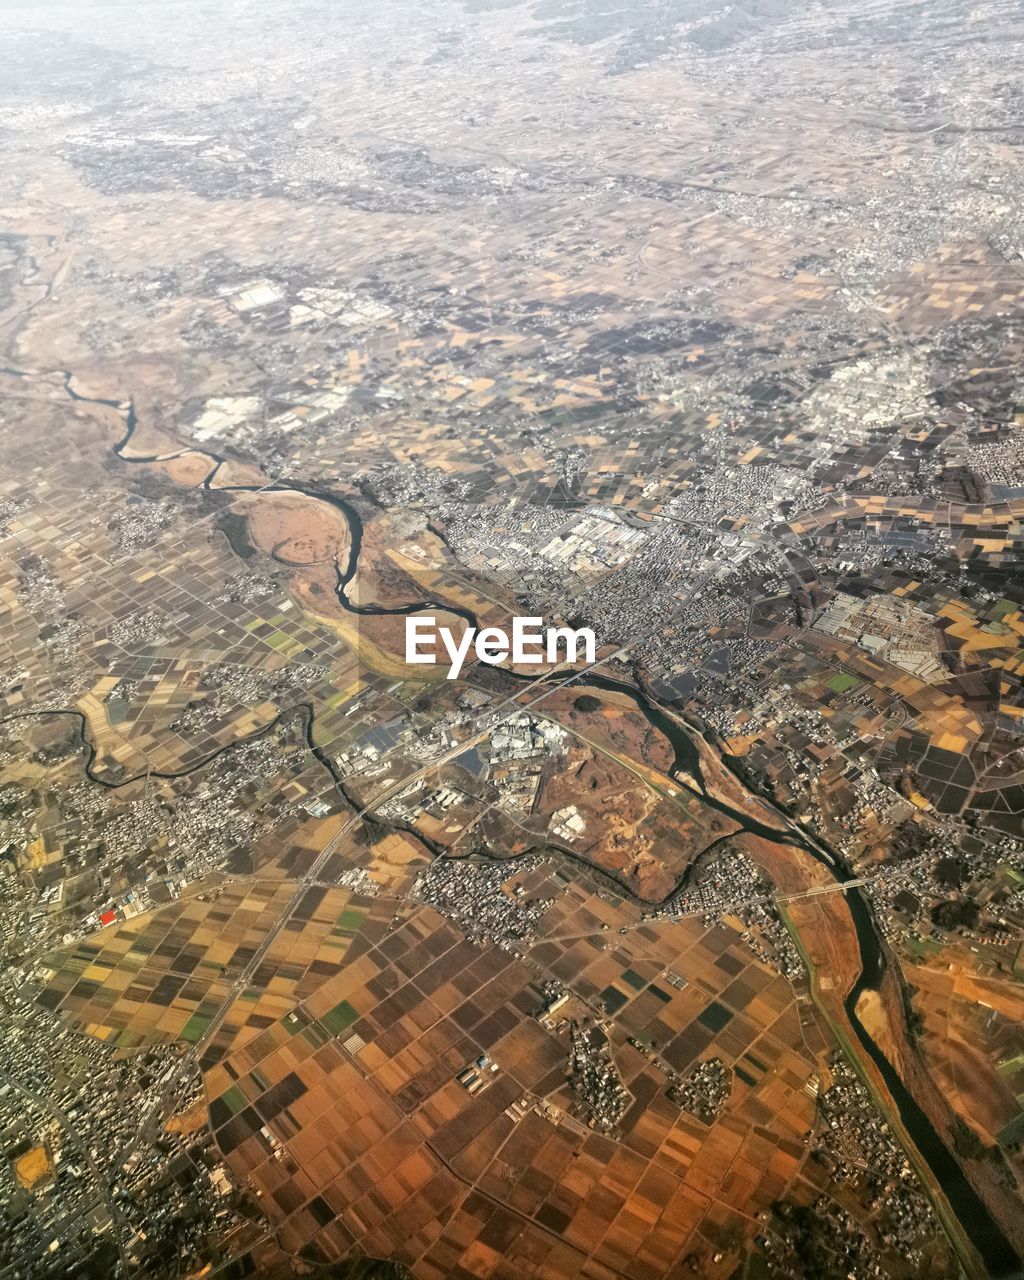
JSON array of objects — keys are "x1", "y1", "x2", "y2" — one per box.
[{"x1": 7, "y1": 369, "x2": 1018, "y2": 1276}]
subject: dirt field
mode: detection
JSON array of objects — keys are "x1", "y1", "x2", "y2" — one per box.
[
  {"x1": 537, "y1": 685, "x2": 677, "y2": 776},
  {"x1": 908, "y1": 960, "x2": 1024, "y2": 1145},
  {"x1": 241, "y1": 491, "x2": 350, "y2": 566},
  {"x1": 155, "y1": 451, "x2": 217, "y2": 487},
  {"x1": 14, "y1": 1145, "x2": 53, "y2": 1191},
  {"x1": 165, "y1": 1098, "x2": 209, "y2": 1137}
]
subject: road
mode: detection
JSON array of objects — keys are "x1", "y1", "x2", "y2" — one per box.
[
  {"x1": 119, "y1": 645, "x2": 630, "y2": 1163},
  {"x1": 7, "y1": 1074, "x2": 130, "y2": 1274}
]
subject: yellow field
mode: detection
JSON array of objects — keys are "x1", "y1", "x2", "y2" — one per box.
[{"x1": 14, "y1": 1145, "x2": 54, "y2": 1191}]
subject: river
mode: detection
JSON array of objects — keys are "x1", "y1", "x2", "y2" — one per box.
[{"x1": 10, "y1": 369, "x2": 1019, "y2": 1277}]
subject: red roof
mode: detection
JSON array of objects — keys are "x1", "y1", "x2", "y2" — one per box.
[{"x1": 98, "y1": 910, "x2": 117, "y2": 926}]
